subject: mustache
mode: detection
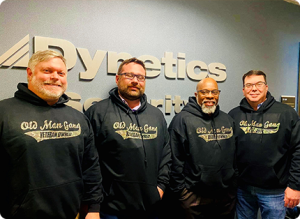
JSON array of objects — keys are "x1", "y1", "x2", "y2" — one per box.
[
  {"x1": 128, "y1": 86, "x2": 140, "y2": 89},
  {"x1": 203, "y1": 100, "x2": 216, "y2": 104},
  {"x1": 43, "y1": 80, "x2": 62, "y2": 87}
]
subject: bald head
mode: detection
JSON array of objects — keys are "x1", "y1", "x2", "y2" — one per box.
[
  {"x1": 195, "y1": 77, "x2": 220, "y2": 115},
  {"x1": 196, "y1": 78, "x2": 218, "y2": 92}
]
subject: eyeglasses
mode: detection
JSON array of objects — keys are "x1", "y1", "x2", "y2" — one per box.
[
  {"x1": 243, "y1": 81, "x2": 266, "y2": 90},
  {"x1": 118, "y1": 73, "x2": 146, "y2": 82},
  {"x1": 197, "y1": 89, "x2": 221, "y2": 96}
]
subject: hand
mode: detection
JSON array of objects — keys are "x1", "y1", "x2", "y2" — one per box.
[
  {"x1": 157, "y1": 186, "x2": 164, "y2": 199},
  {"x1": 85, "y1": 212, "x2": 100, "y2": 219},
  {"x1": 284, "y1": 187, "x2": 300, "y2": 208}
]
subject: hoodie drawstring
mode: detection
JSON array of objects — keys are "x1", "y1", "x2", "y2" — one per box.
[
  {"x1": 246, "y1": 110, "x2": 264, "y2": 143},
  {"x1": 211, "y1": 117, "x2": 221, "y2": 149},
  {"x1": 260, "y1": 111, "x2": 264, "y2": 143},
  {"x1": 134, "y1": 111, "x2": 148, "y2": 167}
]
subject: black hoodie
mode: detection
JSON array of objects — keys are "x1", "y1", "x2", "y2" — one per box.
[
  {"x1": 168, "y1": 97, "x2": 237, "y2": 197},
  {"x1": 85, "y1": 87, "x2": 171, "y2": 215},
  {"x1": 229, "y1": 91, "x2": 300, "y2": 190},
  {"x1": 0, "y1": 83, "x2": 102, "y2": 219}
]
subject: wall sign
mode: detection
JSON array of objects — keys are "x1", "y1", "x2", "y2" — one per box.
[{"x1": 0, "y1": 35, "x2": 228, "y2": 113}]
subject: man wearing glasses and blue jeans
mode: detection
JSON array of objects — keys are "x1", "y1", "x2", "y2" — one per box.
[{"x1": 229, "y1": 70, "x2": 300, "y2": 219}]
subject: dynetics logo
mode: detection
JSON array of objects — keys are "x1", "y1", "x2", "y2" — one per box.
[
  {"x1": 0, "y1": 35, "x2": 228, "y2": 82},
  {"x1": 0, "y1": 35, "x2": 30, "y2": 68},
  {"x1": 0, "y1": 35, "x2": 228, "y2": 113}
]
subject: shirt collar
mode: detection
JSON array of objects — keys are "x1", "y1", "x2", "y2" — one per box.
[
  {"x1": 257, "y1": 98, "x2": 267, "y2": 110},
  {"x1": 119, "y1": 95, "x2": 141, "y2": 111}
]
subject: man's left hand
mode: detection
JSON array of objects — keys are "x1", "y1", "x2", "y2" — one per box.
[
  {"x1": 157, "y1": 186, "x2": 164, "y2": 199},
  {"x1": 284, "y1": 187, "x2": 300, "y2": 208},
  {"x1": 85, "y1": 212, "x2": 100, "y2": 219}
]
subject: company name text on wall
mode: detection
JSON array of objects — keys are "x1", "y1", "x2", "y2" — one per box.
[{"x1": 0, "y1": 35, "x2": 228, "y2": 113}]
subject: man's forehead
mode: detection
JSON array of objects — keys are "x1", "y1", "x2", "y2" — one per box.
[
  {"x1": 122, "y1": 63, "x2": 145, "y2": 74},
  {"x1": 37, "y1": 57, "x2": 66, "y2": 67},
  {"x1": 244, "y1": 75, "x2": 265, "y2": 83},
  {"x1": 198, "y1": 80, "x2": 218, "y2": 90}
]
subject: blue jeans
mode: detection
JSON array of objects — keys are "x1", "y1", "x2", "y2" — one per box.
[{"x1": 236, "y1": 185, "x2": 286, "y2": 219}]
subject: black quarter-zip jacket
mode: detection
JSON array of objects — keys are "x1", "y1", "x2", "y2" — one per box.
[
  {"x1": 85, "y1": 87, "x2": 171, "y2": 215},
  {"x1": 169, "y1": 97, "x2": 237, "y2": 197},
  {"x1": 229, "y1": 91, "x2": 300, "y2": 190}
]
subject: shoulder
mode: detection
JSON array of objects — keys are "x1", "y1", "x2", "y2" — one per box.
[
  {"x1": 85, "y1": 98, "x2": 110, "y2": 115},
  {"x1": 0, "y1": 97, "x2": 16, "y2": 106},
  {"x1": 0, "y1": 98, "x2": 17, "y2": 120},
  {"x1": 228, "y1": 106, "x2": 241, "y2": 114},
  {"x1": 219, "y1": 110, "x2": 235, "y2": 122},
  {"x1": 0, "y1": 97, "x2": 26, "y2": 115},
  {"x1": 145, "y1": 103, "x2": 165, "y2": 117},
  {"x1": 228, "y1": 106, "x2": 242, "y2": 117},
  {"x1": 273, "y1": 101, "x2": 295, "y2": 110},
  {"x1": 168, "y1": 111, "x2": 189, "y2": 130},
  {"x1": 271, "y1": 101, "x2": 298, "y2": 118}
]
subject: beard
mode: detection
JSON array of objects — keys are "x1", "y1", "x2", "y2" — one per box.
[
  {"x1": 118, "y1": 85, "x2": 144, "y2": 101},
  {"x1": 197, "y1": 98, "x2": 217, "y2": 114},
  {"x1": 201, "y1": 104, "x2": 217, "y2": 114},
  {"x1": 30, "y1": 76, "x2": 67, "y2": 100}
]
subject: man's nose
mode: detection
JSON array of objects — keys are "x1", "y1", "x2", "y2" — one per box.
[
  {"x1": 206, "y1": 91, "x2": 214, "y2": 98},
  {"x1": 50, "y1": 72, "x2": 59, "y2": 80},
  {"x1": 251, "y1": 85, "x2": 258, "y2": 91}
]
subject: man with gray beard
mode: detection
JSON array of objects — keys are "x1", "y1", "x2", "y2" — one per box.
[{"x1": 168, "y1": 78, "x2": 237, "y2": 219}]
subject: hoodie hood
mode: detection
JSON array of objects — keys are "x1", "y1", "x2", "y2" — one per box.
[
  {"x1": 182, "y1": 96, "x2": 220, "y2": 119},
  {"x1": 14, "y1": 83, "x2": 69, "y2": 107},
  {"x1": 109, "y1": 87, "x2": 147, "y2": 113}
]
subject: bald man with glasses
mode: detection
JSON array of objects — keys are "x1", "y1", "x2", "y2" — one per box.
[
  {"x1": 229, "y1": 70, "x2": 300, "y2": 219},
  {"x1": 167, "y1": 78, "x2": 238, "y2": 219}
]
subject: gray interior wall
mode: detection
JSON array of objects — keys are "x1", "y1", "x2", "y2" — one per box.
[{"x1": 0, "y1": 0, "x2": 300, "y2": 124}]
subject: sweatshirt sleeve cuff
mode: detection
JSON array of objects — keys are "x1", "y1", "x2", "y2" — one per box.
[
  {"x1": 88, "y1": 203, "x2": 100, "y2": 212},
  {"x1": 157, "y1": 183, "x2": 167, "y2": 192}
]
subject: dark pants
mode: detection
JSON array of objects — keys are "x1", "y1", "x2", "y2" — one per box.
[
  {"x1": 161, "y1": 187, "x2": 236, "y2": 219},
  {"x1": 100, "y1": 211, "x2": 158, "y2": 219}
]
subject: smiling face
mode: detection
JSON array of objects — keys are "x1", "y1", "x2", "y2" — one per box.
[
  {"x1": 27, "y1": 57, "x2": 67, "y2": 105},
  {"x1": 195, "y1": 78, "x2": 219, "y2": 114},
  {"x1": 116, "y1": 62, "x2": 146, "y2": 101},
  {"x1": 243, "y1": 75, "x2": 268, "y2": 108}
]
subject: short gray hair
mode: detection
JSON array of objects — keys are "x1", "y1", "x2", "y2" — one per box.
[{"x1": 28, "y1": 50, "x2": 66, "y2": 73}]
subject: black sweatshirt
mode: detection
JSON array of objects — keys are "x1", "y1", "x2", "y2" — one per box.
[
  {"x1": 85, "y1": 87, "x2": 171, "y2": 215},
  {"x1": 169, "y1": 97, "x2": 237, "y2": 197},
  {"x1": 229, "y1": 91, "x2": 300, "y2": 190},
  {"x1": 0, "y1": 83, "x2": 102, "y2": 219}
]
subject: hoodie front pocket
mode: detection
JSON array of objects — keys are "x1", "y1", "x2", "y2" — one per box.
[
  {"x1": 12, "y1": 179, "x2": 83, "y2": 218},
  {"x1": 108, "y1": 180, "x2": 160, "y2": 211}
]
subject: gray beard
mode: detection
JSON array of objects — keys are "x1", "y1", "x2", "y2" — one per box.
[
  {"x1": 196, "y1": 98, "x2": 217, "y2": 114},
  {"x1": 201, "y1": 104, "x2": 216, "y2": 114}
]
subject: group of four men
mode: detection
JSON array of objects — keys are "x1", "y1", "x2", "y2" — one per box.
[{"x1": 0, "y1": 50, "x2": 299, "y2": 219}]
